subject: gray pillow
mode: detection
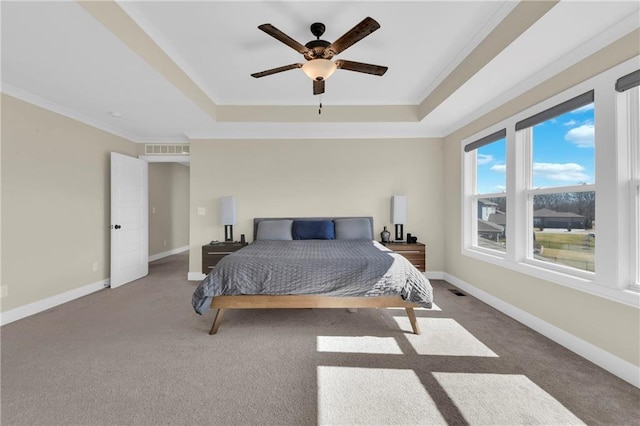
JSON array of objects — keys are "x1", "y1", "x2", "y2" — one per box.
[
  {"x1": 256, "y1": 220, "x2": 293, "y2": 240},
  {"x1": 334, "y1": 218, "x2": 373, "y2": 240}
]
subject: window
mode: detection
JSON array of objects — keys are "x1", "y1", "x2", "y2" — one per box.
[
  {"x1": 518, "y1": 92, "x2": 596, "y2": 274},
  {"x1": 617, "y1": 71, "x2": 640, "y2": 287},
  {"x1": 462, "y1": 58, "x2": 640, "y2": 305},
  {"x1": 464, "y1": 130, "x2": 507, "y2": 254}
]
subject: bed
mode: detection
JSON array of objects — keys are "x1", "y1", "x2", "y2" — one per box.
[{"x1": 192, "y1": 217, "x2": 433, "y2": 335}]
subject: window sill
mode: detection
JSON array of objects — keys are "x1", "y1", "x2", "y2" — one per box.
[{"x1": 462, "y1": 247, "x2": 640, "y2": 307}]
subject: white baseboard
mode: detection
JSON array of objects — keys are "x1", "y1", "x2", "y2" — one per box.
[
  {"x1": 425, "y1": 271, "x2": 444, "y2": 280},
  {"x1": 188, "y1": 272, "x2": 206, "y2": 281},
  {"x1": 0, "y1": 279, "x2": 109, "y2": 326},
  {"x1": 149, "y1": 245, "x2": 189, "y2": 262},
  {"x1": 443, "y1": 273, "x2": 640, "y2": 389},
  {"x1": 0, "y1": 248, "x2": 190, "y2": 327}
]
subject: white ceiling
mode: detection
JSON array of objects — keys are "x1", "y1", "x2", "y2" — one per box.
[{"x1": 2, "y1": 1, "x2": 639, "y2": 142}]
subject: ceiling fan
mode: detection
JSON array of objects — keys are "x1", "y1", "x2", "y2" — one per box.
[{"x1": 251, "y1": 17, "x2": 388, "y2": 96}]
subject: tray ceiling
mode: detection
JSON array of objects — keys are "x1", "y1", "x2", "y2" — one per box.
[{"x1": 1, "y1": 1, "x2": 638, "y2": 141}]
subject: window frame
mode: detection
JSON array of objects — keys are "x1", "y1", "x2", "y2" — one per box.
[
  {"x1": 461, "y1": 57, "x2": 640, "y2": 307},
  {"x1": 621, "y1": 85, "x2": 640, "y2": 290},
  {"x1": 519, "y1": 98, "x2": 596, "y2": 280},
  {"x1": 463, "y1": 127, "x2": 508, "y2": 259}
]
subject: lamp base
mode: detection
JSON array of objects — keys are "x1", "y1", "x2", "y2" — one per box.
[
  {"x1": 224, "y1": 225, "x2": 234, "y2": 242},
  {"x1": 394, "y1": 224, "x2": 404, "y2": 242}
]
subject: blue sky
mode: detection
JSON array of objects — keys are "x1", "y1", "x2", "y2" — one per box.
[{"x1": 476, "y1": 104, "x2": 595, "y2": 194}]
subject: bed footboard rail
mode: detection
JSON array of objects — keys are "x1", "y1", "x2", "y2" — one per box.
[{"x1": 208, "y1": 295, "x2": 421, "y2": 335}]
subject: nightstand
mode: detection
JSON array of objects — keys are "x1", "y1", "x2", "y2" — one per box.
[
  {"x1": 383, "y1": 242, "x2": 426, "y2": 272},
  {"x1": 201, "y1": 242, "x2": 248, "y2": 274}
]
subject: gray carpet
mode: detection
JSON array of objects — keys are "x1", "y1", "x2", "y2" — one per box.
[{"x1": 1, "y1": 253, "x2": 638, "y2": 425}]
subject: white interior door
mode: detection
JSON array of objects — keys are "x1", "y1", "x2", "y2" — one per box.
[{"x1": 111, "y1": 152, "x2": 148, "y2": 288}]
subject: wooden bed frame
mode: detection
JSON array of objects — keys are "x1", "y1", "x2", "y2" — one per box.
[
  {"x1": 209, "y1": 295, "x2": 421, "y2": 335},
  {"x1": 206, "y1": 217, "x2": 424, "y2": 336}
]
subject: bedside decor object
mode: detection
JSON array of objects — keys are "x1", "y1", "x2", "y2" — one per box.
[
  {"x1": 221, "y1": 196, "x2": 237, "y2": 242},
  {"x1": 380, "y1": 226, "x2": 390, "y2": 243},
  {"x1": 391, "y1": 195, "x2": 407, "y2": 241}
]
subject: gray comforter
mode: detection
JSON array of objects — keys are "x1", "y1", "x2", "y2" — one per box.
[{"x1": 192, "y1": 240, "x2": 433, "y2": 314}]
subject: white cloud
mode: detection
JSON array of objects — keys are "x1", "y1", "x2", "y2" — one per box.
[
  {"x1": 563, "y1": 119, "x2": 577, "y2": 126},
  {"x1": 571, "y1": 104, "x2": 594, "y2": 113},
  {"x1": 565, "y1": 123, "x2": 594, "y2": 148},
  {"x1": 492, "y1": 162, "x2": 590, "y2": 183},
  {"x1": 494, "y1": 185, "x2": 506, "y2": 192},
  {"x1": 477, "y1": 154, "x2": 493, "y2": 166},
  {"x1": 533, "y1": 162, "x2": 590, "y2": 183}
]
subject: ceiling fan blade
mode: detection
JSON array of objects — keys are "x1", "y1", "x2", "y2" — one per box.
[
  {"x1": 335, "y1": 60, "x2": 388, "y2": 76},
  {"x1": 327, "y1": 17, "x2": 380, "y2": 55},
  {"x1": 251, "y1": 63, "x2": 303, "y2": 78},
  {"x1": 313, "y1": 79, "x2": 325, "y2": 95},
  {"x1": 258, "y1": 24, "x2": 310, "y2": 54}
]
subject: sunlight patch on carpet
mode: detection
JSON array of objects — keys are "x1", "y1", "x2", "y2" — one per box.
[
  {"x1": 317, "y1": 366, "x2": 445, "y2": 425},
  {"x1": 433, "y1": 373, "x2": 585, "y2": 425},
  {"x1": 393, "y1": 317, "x2": 498, "y2": 357},
  {"x1": 317, "y1": 336, "x2": 403, "y2": 354}
]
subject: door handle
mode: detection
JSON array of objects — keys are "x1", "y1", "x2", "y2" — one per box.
[{"x1": 113, "y1": 224, "x2": 122, "y2": 230}]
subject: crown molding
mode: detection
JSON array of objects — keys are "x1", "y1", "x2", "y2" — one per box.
[
  {"x1": 412, "y1": 0, "x2": 518, "y2": 105},
  {"x1": 185, "y1": 120, "x2": 444, "y2": 140},
  {"x1": 134, "y1": 135, "x2": 190, "y2": 144},
  {"x1": 441, "y1": 11, "x2": 640, "y2": 137},
  {"x1": 115, "y1": 0, "x2": 220, "y2": 106},
  {"x1": 1, "y1": 83, "x2": 144, "y2": 143}
]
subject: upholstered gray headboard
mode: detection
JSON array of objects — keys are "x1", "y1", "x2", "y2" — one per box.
[{"x1": 253, "y1": 217, "x2": 374, "y2": 241}]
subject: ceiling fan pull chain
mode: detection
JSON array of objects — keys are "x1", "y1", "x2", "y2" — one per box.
[{"x1": 319, "y1": 95, "x2": 323, "y2": 115}]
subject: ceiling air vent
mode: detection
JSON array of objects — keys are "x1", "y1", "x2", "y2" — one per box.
[{"x1": 144, "y1": 144, "x2": 190, "y2": 155}]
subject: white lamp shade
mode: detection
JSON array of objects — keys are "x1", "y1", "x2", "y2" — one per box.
[
  {"x1": 302, "y1": 59, "x2": 337, "y2": 81},
  {"x1": 391, "y1": 195, "x2": 407, "y2": 224},
  {"x1": 220, "y1": 196, "x2": 237, "y2": 225}
]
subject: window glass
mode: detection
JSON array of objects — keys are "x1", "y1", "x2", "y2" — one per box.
[
  {"x1": 531, "y1": 104, "x2": 595, "y2": 188},
  {"x1": 476, "y1": 138, "x2": 506, "y2": 194},
  {"x1": 477, "y1": 196, "x2": 507, "y2": 252},
  {"x1": 532, "y1": 192, "x2": 595, "y2": 272}
]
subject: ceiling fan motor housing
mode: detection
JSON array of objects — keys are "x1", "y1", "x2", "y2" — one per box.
[{"x1": 304, "y1": 39, "x2": 332, "y2": 60}]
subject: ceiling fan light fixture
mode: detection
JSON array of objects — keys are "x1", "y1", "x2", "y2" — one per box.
[{"x1": 302, "y1": 59, "x2": 337, "y2": 81}]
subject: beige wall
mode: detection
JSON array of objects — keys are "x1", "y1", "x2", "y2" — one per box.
[
  {"x1": 1, "y1": 94, "x2": 137, "y2": 312},
  {"x1": 148, "y1": 162, "x2": 190, "y2": 256},
  {"x1": 442, "y1": 34, "x2": 640, "y2": 366},
  {"x1": 189, "y1": 138, "x2": 444, "y2": 274}
]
